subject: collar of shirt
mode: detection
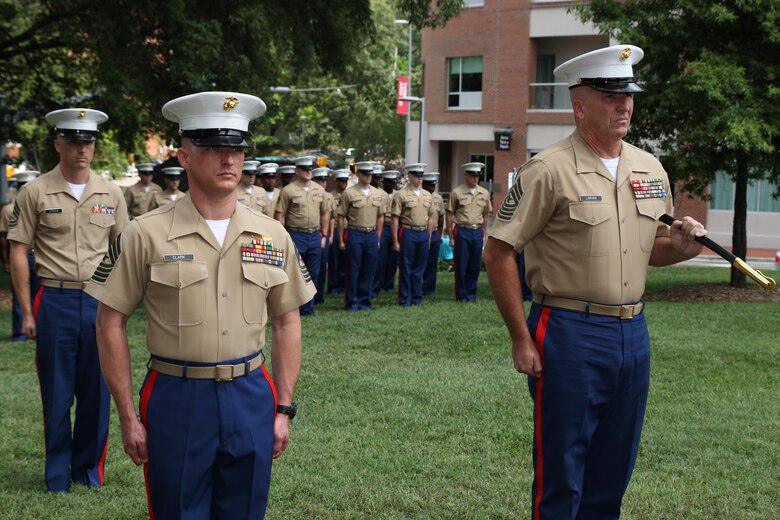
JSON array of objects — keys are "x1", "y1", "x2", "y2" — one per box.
[
  {"x1": 46, "y1": 164, "x2": 111, "y2": 199},
  {"x1": 572, "y1": 129, "x2": 632, "y2": 184},
  {"x1": 168, "y1": 194, "x2": 271, "y2": 251}
]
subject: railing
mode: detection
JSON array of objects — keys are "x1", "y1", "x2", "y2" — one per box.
[{"x1": 528, "y1": 83, "x2": 572, "y2": 110}]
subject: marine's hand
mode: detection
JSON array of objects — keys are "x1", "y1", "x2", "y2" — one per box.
[
  {"x1": 122, "y1": 416, "x2": 148, "y2": 465},
  {"x1": 670, "y1": 216, "x2": 706, "y2": 258},
  {"x1": 273, "y1": 414, "x2": 291, "y2": 459},
  {"x1": 22, "y1": 313, "x2": 36, "y2": 339},
  {"x1": 512, "y1": 337, "x2": 542, "y2": 377}
]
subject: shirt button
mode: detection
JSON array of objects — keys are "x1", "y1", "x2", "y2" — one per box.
[
  {"x1": 222, "y1": 330, "x2": 228, "y2": 336},
  {"x1": 624, "y1": 281, "x2": 628, "y2": 286},
  {"x1": 176, "y1": 281, "x2": 182, "y2": 288},
  {"x1": 623, "y1": 249, "x2": 628, "y2": 255},
  {"x1": 222, "y1": 291, "x2": 227, "y2": 297}
]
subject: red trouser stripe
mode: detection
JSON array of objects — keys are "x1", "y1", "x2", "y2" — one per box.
[
  {"x1": 32, "y1": 286, "x2": 43, "y2": 319},
  {"x1": 260, "y1": 365, "x2": 278, "y2": 411},
  {"x1": 140, "y1": 370, "x2": 159, "y2": 520},
  {"x1": 533, "y1": 307, "x2": 551, "y2": 520}
]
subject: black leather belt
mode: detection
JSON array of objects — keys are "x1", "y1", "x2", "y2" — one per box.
[
  {"x1": 457, "y1": 224, "x2": 481, "y2": 230},
  {"x1": 287, "y1": 226, "x2": 319, "y2": 233},
  {"x1": 533, "y1": 294, "x2": 644, "y2": 319}
]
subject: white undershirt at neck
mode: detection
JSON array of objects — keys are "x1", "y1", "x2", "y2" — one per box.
[
  {"x1": 67, "y1": 182, "x2": 86, "y2": 201},
  {"x1": 600, "y1": 157, "x2": 620, "y2": 180},
  {"x1": 205, "y1": 218, "x2": 230, "y2": 247}
]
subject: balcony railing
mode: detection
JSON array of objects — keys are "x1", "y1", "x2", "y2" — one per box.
[{"x1": 528, "y1": 83, "x2": 572, "y2": 110}]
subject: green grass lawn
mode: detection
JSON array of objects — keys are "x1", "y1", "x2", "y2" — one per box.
[{"x1": 0, "y1": 267, "x2": 778, "y2": 519}]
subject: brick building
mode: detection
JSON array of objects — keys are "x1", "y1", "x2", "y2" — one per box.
[{"x1": 416, "y1": 0, "x2": 778, "y2": 256}]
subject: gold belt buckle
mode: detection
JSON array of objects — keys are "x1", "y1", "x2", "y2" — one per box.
[
  {"x1": 619, "y1": 305, "x2": 636, "y2": 319},
  {"x1": 214, "y1": 364, "x2": 235, "y2": 381}
]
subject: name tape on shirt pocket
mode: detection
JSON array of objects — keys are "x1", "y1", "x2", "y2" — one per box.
[
  {"x1": 580, "y1": 195, "x2": 602, "y2": 202},
  {"x1": 44, "y1": 208, "x2": 63, "y2": 213},
  {"x1": 164, "y1": 254, "x2": 194, "y2": 262}
]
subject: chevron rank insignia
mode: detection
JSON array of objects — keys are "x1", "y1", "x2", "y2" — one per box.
[{"x1": 497, "y1": 178, "x2": 523, "y2": 222}]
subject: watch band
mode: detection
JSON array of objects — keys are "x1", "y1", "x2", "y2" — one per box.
[{"x1": 276, "y1": 403, "x2": 297, "y2": 420}]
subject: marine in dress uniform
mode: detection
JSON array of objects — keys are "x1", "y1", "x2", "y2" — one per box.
[
  {"x1": 88, "y1": 92, "x2": 315, "y2": 519},
  {"x1": 311, "y1": 167, "x2": 333, "y2": 304},
  {"x1": 124, "y1": 162, "x2": 162, "y2": 218},
  {"x1": 257, "y1": 162, "x2": 280, "y2": 217},
  {"x1": 236, "y1": 160, "x2": 272, "y2": 215},
  {"x1": 377, "y1": 170, "x2": 399, "y2": 292},
  {"x1": 148, "y1": 166, "x2": 186, "y2": 210},
  {"x1": 8, "y1": 108, "x2": 129, "y2": 492},
  {"x1": 0, "y1": 171, "x2": 40, "y2": 342},
  {"x1": 483, "y1": 45, "x2": 707, "y2": 520},
  {"x1": 278, "y1": 164, "x2": 296, "y2": 187},
  {"x1": 274, "y1": 156, "x2": 330, "y2": 316},
  {"x1": 446, "y1": 162, "x2": 492, "y2": 302},
  {"x1": 370, "y1": 163, "x2": 384, "y2": 190},
  {"x1": 391, "y1": 163, "x2": 434, "y2": 306},
  {"x1": 327, "y1": 169, "x2": 350, "y2": 295},
  {"x1": 338, "y1": 161, "x2": 385, "y2": 310},
  {"x1": 422, "y1": 172, "x2": 444, "y2": 296}
]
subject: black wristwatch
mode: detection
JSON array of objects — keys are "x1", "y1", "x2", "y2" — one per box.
[{"x1": 276, "y1": 402, "x2": 297, "y2": 420}]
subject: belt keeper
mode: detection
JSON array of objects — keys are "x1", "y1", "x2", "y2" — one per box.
[
  {"x1": 182, "y1": 363, "x2": 188, "y2": 381},
  {"x1": 245, "y1": 361, "x2": 250, "y2": 375},
  {"x1": 585, "y1": 302, "x2": 591, "y2": 317}
]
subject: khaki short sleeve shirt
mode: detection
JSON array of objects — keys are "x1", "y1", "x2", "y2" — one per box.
[
  {"x1": 447, "y1": 184, "x2": 492, "y2": 226},
  {"x1": 148, "y1": 190, "x2": 186, "y2": 211},
  {"x1": 0, "y1": 203, "x2": 12, "y2": 233},
  {"x1": 85, "y1": 196, "x2": 316, "y2": 362},
  {"x1": 338, "y1": 185, "x2": 384, "y2": 228},
  {"x1": 264, "y1": 188, "x2": 280, "y2": 218},
  {"x1": 237, "y1": 186, "x2": 270, "y2": 215},
  {"x1": 391, "y1": 187, "x2": 434, "y2": 227},
  {"x1": 489, "y1": 130, "x2": 672, "y2": 304},
  {"x1": 8, "y1": 165, "x2": 129, "y2": 280},
  {"x1": 276, "y1": 182, "x2": 329, "y2": 229},
  {"x1": 125, "y1": 181, "x2": 162, "y2": 218}
]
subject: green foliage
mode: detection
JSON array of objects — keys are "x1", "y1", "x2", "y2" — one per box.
[
  {"x1": 576, "y1": 0, "x2": 780, "y2": 284},
  {"x1": 91, "y1": 129, "x2": 130, "y2": 179},
  {"x1": 577, "y1": 0, "x2": 780, "y2": 192},
  {"x1": 1, "y1": 0, "x2": 458, "y2": 167}
]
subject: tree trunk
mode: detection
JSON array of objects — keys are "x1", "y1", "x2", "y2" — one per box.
[{"x1": 730, "y1": 155, "x2": 748, "y2": 288}]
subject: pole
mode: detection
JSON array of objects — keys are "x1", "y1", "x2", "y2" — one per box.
[
  {"x1": 406, "y1": 23, "x2": 412, "y2": 163},
  {"x1": 418, "y1": 98, "x2": 424, "y2": 164}
]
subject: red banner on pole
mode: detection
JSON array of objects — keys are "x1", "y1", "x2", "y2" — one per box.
[{"x1": 397, "y1": 76, "x2": 409, "y2": 115}]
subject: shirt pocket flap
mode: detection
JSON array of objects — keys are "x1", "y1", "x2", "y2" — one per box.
[
  {"x1": 635, "y1": 198, "x2": 665, "y2": 220},
  {"x1": 150, "y1": 261, "x2": 208, "y2": 289},
  {"x1": 568, "y1": 202, "x2": 611, "y2": 226},
  {"x1": 241, "y1": 262, "x2": 289, "y2": 289}
]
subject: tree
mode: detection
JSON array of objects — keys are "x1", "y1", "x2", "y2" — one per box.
[
  {"x1": 1, "y1": 0, "x2": 463, "y2": 171},
  {"x1": 576, "y1": 0, "x2": 780, "y2": 287}
]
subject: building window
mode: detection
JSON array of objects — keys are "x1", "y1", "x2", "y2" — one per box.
[
  {"x1": 710, "y1": 171, "x2": 780, "y2": 213},
  {"x1": 470, "y1": 154, "x2": 494, "y2": 183},
  {"x1": 448, "y1": 56, "x2": 483, "y2": 109},
  {"x1": 463, "y1": 0, "x2": 485, "y2": 6}
]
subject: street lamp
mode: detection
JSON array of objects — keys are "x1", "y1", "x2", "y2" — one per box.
[
  {"x1": 394, "y1": 19, "x2": 413, "y2": 164},
  {"x1": 299, "y1": 115, "x2": 307, "y2": 154},
  {"x1": 399, "y1": 96, "x2": 424, "y2": 164}
]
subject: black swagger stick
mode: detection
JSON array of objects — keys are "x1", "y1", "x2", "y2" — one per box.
[{"x1": 659, "y1": 214, "x2": 776, "y2": 293}]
